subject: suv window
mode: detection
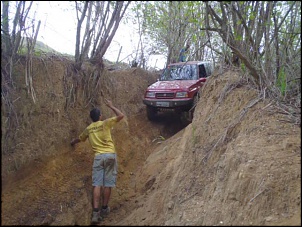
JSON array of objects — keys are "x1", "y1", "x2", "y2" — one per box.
[
  {"x1": 160, "y1": 64, "x2": 198, "y2": 81},
  {"x1": 199, "y1": 64, "x2": 207, "y2": 78},
  {"x1": 204, "y1": 63, "x2": 213, "y2": 77}
]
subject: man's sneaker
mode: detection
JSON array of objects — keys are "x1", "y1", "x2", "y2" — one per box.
[
  {"x1": 91, "y1": 211, "x2": 102, "y2": 223},
  {"x1": 101, "y1": 207, "x2": 110, "y2": 217}
]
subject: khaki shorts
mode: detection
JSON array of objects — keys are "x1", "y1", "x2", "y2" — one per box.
[{"x1": 92, "y1": 153, "x2": 117, "y2": 187}]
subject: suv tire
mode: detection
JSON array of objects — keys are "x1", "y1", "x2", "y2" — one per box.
[{"x1": 146, "y1": 106, "x2": 157, "y2": 121}]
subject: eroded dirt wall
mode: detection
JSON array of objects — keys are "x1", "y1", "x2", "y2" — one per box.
[
  {"x1": 104, "y1": 70, "x2": 301, "y2": 226},
  {"x1": 2, "y1": 56, "x2": 77, "y2": 178},
  {"x1": 1, "y1": 57, "x2": 159, "y2": 178}
]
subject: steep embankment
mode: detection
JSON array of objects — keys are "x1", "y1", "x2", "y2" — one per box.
[
  {"x1": 1, "y1": 57, "x2": 159, "y2": 179},
  {"x1": 101, "y1": 70, "x2": 301, "y2": 226}
]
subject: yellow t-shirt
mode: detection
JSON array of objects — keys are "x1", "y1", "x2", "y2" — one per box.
[{"x1": 78, "y1": 117, "x2": 118, "y2": 155}]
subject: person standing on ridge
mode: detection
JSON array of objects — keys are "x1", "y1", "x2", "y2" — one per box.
[
  {"x1": 179, "y1": 42, "x2": 190, "y2": 62},
  {"x1": 70, "y1": 98, "x2": 124, "y2": 224}
]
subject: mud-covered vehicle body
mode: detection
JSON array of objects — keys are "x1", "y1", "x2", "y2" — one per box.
[{"x1": 143, "y1": 61, "x2": 213, "y2": 121}]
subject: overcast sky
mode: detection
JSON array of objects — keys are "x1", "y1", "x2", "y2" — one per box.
[{"x1": 31, "y1": 1, "x2": 164, "y2": 69}]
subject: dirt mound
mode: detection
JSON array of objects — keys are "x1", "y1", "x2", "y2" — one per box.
[
  {"x1": 103, "y1": 70, "x2": 301, "y2": 226},
  {"x1": 1, "y1": 58, "x2": 301, "y2": 226}
]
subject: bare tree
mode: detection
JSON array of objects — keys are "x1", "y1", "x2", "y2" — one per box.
[
  {"x1": 74, "y1": 1, "x2": 130, "y2": 70},
  {"x1": 74, "y1": 1, "x2": 90, "y2": 70},
  {"x1": 1, "y1": 1, "x2": 34, "y2": 82},
  {"x1": 90, "y1": 1, "x2": 130, "y2": 63}
]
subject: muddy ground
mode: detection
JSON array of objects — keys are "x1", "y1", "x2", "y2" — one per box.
[{"x1": 1, "y1": 57, "x2": 301, "y2": 226}]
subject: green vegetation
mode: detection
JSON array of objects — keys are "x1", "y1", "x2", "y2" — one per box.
[{"x1": 276, "y1": 67, "x2": 287, "y2": 97}]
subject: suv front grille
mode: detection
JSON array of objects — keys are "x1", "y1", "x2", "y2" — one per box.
[{"x1": 156, "y1": 93, "x2": 174, "y2": 99}]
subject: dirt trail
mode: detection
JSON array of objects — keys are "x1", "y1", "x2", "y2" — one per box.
[
  {"x1": 1, "y1": 111, "x2": 185, "y2": 225},
  {"x1": 1, "y1": 58, "x2": 301, "y2": 226}
]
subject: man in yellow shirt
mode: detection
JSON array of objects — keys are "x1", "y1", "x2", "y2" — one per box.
[{"x1": 71, "y1": 99, "x2": 124, "y2": 224}]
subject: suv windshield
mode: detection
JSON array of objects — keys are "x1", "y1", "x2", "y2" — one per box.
[{"x1": 160, "y1": 64, "x2": 198, "y2": 81}]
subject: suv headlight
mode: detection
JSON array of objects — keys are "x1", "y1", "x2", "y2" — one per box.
[
  {"x1": 176, "y1": 92, "x2": 188, "y2": 98},
  {"x1": 146, "y1": 92, "x2": 156, "y2": 98}
]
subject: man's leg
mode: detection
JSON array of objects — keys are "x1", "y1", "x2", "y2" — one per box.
[
  {"x1": 102, "y1": 187, "x2": 111, "y2": 207},
  {"x1": 91, "y1": 185, "x2": 102, "y2": 223},
  {"x1": 93, "y1": 186, "x2": 101, "y2": 209},
  {"x1": 101, "y1": 187, "x2": 111, "y2": 216},
  {"x1": 101, "y1": 153, "x2": 116, "y2": 216}
]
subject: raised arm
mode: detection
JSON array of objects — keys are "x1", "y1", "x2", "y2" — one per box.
[{"x1": 104, "y1": 98, "x2": 124, "y2": 122}]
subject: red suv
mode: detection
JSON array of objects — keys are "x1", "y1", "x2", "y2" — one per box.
[{"x1": 143, "y1": 61, "x2": 213, "y2": 121}]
